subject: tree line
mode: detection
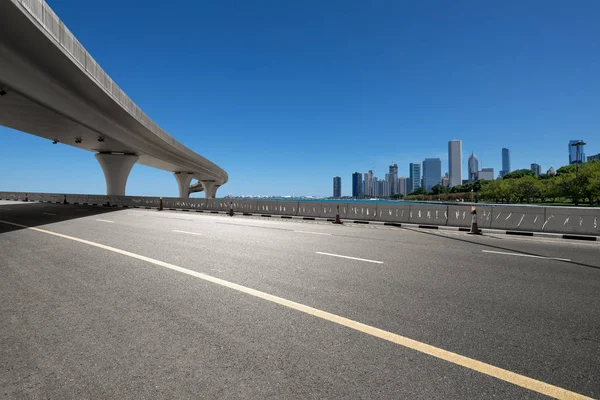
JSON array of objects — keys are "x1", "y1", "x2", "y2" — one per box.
[{"x1": 403, "y1": 160, "x2": 600, "y2": 206}]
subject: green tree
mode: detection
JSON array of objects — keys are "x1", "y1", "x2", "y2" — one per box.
[
  {"x1": 539, "y1": 178, "x2": 559, "y2": 203},
  {"x1": 502, "y1": 169, "x2": 535, "y2": 180},
  {"x1": 409, "y1": 187, "x2": 427, "y2": 196},
  {"x1": 556, "y1": 173, "x2": 581, "y2": 204},
  {"x1": 579, "y1": 161, "x2": 600, "y2": 204},
  {"x1": 430, "y1": 184, "x2": 449, "y2": 195}
]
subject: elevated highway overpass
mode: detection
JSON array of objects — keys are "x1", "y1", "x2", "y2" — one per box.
[{"x1": 0, "y1": 0, "x2": 227, "y2": 198}]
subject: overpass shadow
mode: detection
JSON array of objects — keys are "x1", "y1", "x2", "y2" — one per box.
[{"x1": 0, "y1": 201, "x2": 129, "y2": 235}]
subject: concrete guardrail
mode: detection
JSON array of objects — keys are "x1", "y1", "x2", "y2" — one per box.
[{"x1": 1, "y1": 192, "x2": 599, "y2": 236}]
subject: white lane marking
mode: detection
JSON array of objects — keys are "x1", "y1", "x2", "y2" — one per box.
[
  {"x1": 42, "y1": 212, "x2": 57, "y2": 216},
  {"x1": 294, "y1": 230, "x2": 332, "y2": 236},
  {"x1": 0, "y1": 219, "x2": 590, "y2": 400},
  {"x1": 481, "y1": 250, "x2": 571, "y2": 262},
  {"x1": 315, "y1": 251, "x2": 383, "y2": 264},
  {"x1": 172, "y1": 230, "x2": 202, "y2": 236},
  {"x1": 95, "y1": 219, "x2": 114, "y2": 223}
]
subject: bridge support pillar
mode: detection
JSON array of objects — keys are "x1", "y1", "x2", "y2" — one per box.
[
  {"x1": 174, "y1": 172, "x2": 194, "y2": 198},
  {"x1": 201, "y1": 181, "x2": 220, "y2": 199},
  {"x1": 95, "y1": 153, "x2": 138, "y2": 196}
]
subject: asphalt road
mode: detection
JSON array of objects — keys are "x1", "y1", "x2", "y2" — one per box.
[{"x1": 1, "y1": 200, "x2": 599, "y2": 399}]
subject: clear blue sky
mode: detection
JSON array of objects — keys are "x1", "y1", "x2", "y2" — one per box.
[{"x1": 1, "y1": 0, "x2": 599, "y2": 197}]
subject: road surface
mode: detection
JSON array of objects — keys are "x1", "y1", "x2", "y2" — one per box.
[{"x1": 1, "y1": 200, "x2": 599, "y2": 399}]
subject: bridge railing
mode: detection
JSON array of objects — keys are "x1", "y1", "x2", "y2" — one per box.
[
  {"x1": 2, "y1": 192, "x2": 599, "y2": 237},
  {"x1": 16, "y1": 0, "x2": 175, "y2": 148}
]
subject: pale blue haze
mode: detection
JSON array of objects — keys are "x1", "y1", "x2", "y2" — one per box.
[{"x1": 1, "y1": 0, "x2": 599, "y2": 197}]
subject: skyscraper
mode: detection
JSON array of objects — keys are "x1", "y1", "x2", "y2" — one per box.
[
  {"x1": 397, "y1": 177, "x2": 409, "y2": 195},
  {"x1": 363, "y1": 170, "x2": 374, "y2": 197},
  {"x1": 388, "y1": 163, "x2": 398, "y2": 195},
  {"x1": 333, "y1": 176, "x2": 341, "y2": 198},
  {"x1": 448, "y1": 140, "x2": 462, "y2": 187},
  {"x1": 500, "y1": 148, "x2": 510, "y2": 177},
  {"x1": 530, "y1": 163, "x2": 541, "y2": 177},
  {"x1": 468, "y1": 153, "x2": 479, "y2": 182},
  {"x1": 409, "y1": 162, "x2": 421, "y2": 193},
  {"x1": 352, "y1": 172, "x2": 363, "y2": 198},
  {"x1": 569, "y1": 140, "x2": 586, "y2": 164},
  {"x1": 422, "y1": 158, "x2": 442, "y2": 192}
]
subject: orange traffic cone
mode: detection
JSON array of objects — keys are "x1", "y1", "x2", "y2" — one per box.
[
  {"x1": 469, "y1": 206, "x2": 482, "y2": 235},
  {"x1": 333, "y1": 205, "x2": 343, "y2": 224}
]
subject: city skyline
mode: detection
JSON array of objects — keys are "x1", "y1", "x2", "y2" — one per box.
[{"x1": 331, "y1": 138, "x2": 597, "y2": 198}]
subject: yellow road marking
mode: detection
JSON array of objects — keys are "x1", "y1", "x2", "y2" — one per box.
[{"x1": 0, "y1": 219, "x2": 593, "y2": 400}]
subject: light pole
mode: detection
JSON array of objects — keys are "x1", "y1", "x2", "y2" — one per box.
[{"x1": 571, "y1": 141, "x2": 586, "y2": 205}]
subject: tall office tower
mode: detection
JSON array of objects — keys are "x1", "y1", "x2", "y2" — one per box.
[
  {"x1": 409, "y1": 162, "x2": 421, "y2": 193},
  {"x1": 352, "y1": 172, "x2": 363, "y2": 198},
  {"x1": 363, "y1": 170, "x2": 374, "y2": 197},
  {"x1": 468, "y1": 152, "x2": 479, "y2": 182},
  {"x1": 500, "y1": 147, "x2": 510, "y2": 177},
  {"x1": 448, "y1": 140, "x2": 462, "y2": 187},
  {"x1": 530, "y1": 163, "x2": 541, "y2": 177},
  {"x1": 569, "y1": 140, "x2": 586, "y2": 164},
  {"x1": 478, "y1": 168, "x2": 494, "y2": 181},
  {"x1": 388, "y1": 163, "x2": 398, "y2": 194},
  {"x1": 398, "y1": 177, "x2": 409, "y2": 195},
  {"x1": 333, "y1": 176, "x2": 341, "y2": 198},
  {"x1": 422, "y1": 158, "x2": 442, "y2": 192}
]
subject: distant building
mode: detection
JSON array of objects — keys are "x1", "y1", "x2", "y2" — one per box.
[
  {"x1": 468, "y1": 153, "x2": 479, "y2": 182},
  {"x1": 363, "y1": 170, "x2": 374, "y2": 197},
  {"x1": 333, "y1": 176, "x2": 341, "y2": 198},
  {"x1": 587, "y1": 153, "x2": 600, "y2": 162},
  {"x1": 398, "y1": 177, "x2": 409, "y2": 195},
  {"x1": 388, "y1": 163, "x2": 398, "y2": 195},
  {"x1": 441, "y1": 172, "x2": 449, "y2": 187},
  {"x1": 409, "y1": 163, "x2": 421, "y2": 193},
  {"x1": 569, "y1": 140, "x2": 586, "y2": 164},
  {"x1": 462, "y1": 179, "x2": 469, "y2": 185},
  {"x1": 380, "y1": 177, "x2": 391, "y2": 197},
  {"x1": 547, "y1": 167, "x2": 556, "y2": 176},
  {"x1": 478, "y1": 168, "x2": 494, "y2": 181},
  {"x1": 448, "y1": 140, "x2": 462, "y2": 187},
  {"x1": 422, "y1": 158, "x2": 442, "y2": 192},
  {"x1": 500, "y1": 147, "x2": 510, "y2": 177},
  {"x1": 530, "y1": 163, "x2": 541, "y2": 177},
  {"x1": 352, "y1": 172, "x2": 363, "y2": 198}
]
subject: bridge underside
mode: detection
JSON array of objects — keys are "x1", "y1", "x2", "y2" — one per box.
[{"x1": 0, "y1": 0, "x2": 226, "y2": 198}]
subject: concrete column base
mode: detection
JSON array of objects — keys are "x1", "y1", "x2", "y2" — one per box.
[
  {"x1": 95, "y1": 153, "x2": 138, "y2": 196},
  {"x1": 174, "y1": 172, "x2": 194, "y2": 198},
  {"x1": 201, "y1": 181, "x2": 220, "y2": 199}
]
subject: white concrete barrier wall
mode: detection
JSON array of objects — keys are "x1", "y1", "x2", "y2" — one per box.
[
  {"x1": 533, "y1": 207, "x2": 600, "y2": 235},
  {"x1": 488, "y1": 205, "x2": 546, "y2": 232},
  {"x1": 407, "y1": 204, "x2": 448, "y2": 226},
  {"x1": 346, "y1": 203, "x2": 378, "y2": 220},
  {"x1": 298, "y1": 202, "x2": 322, "y2": 217},
  {"x1": 256, "y1": 200, "x2": 279, "y2": 215},
  {"x1": 375, "y1": 204, "x2": 411, "y2": 223},
  {"x1": 320, "y1": 202, "x2": 348, "y2": 219},
  {"x1": 447, "y1": 205, "x2": 494, "y2": 229},
  {"x1": 2, "y1": 192, "x2": 599, "y2": 236}
]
